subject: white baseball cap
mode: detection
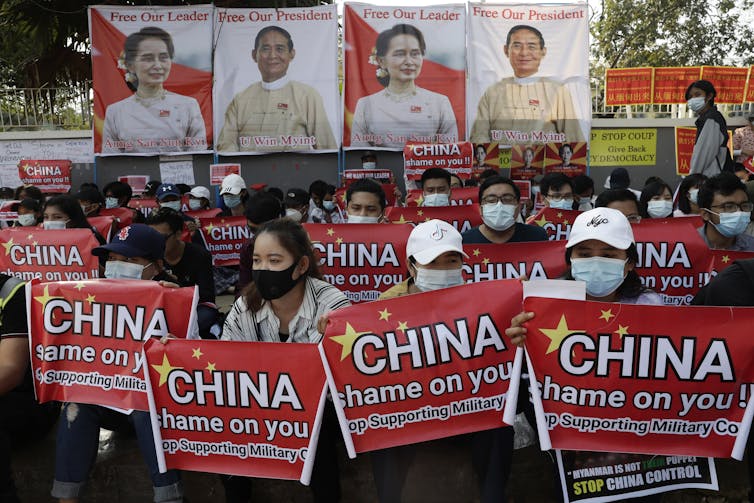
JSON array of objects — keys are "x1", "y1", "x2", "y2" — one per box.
[
  {"x1": 406, "y1": 219, "x2": 468, "y2": 265},
  {"x1": 220, "y1": 174, "x2": 246, "y2": 195},
  {"x1": 189, "y1": 186, "x2": 211, "y2": 200},
  {"x1": 566, "y1": 207, "x2": 634, "y2": 250}
]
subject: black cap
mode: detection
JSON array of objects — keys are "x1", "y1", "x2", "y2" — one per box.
[
  {"x1": 284, "y1": 188, "x2": 309, "y2": 207},
  {"x1": 74, "y1": 187, "x2": 105, "y2": 205},
  {"x1": 12, "y1": 198, "x2": 41, "y2": 212}
]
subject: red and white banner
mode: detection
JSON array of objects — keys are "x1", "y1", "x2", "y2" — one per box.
[
  {"x1": 653, "y1": 67, "x2": 701, "y2": 105},
  {"x1": 320, "y1": 279, "x2": 523, "y2": 455},
  {"x1": 305, "y1": 223, "x2": 412, "y2": 303},
  {"x1": 209, "y1": 163, "x2": 240, "y2": 185},
  {"x1": 510, "y1": 145, "x2": 545, "y2": 180},
  {"x1": 342, "y1": 169, "x2": 393, "y2": 185},
  {"x1": 144, "y1": 338, "x2": 327, "y2": 483},
  {"x1": 405, "y1": 187, "x2": 478, "y2": 207},
  {"x1": 18, "y1": 160, "x2": 71, "y2": 193},
  {"x1": 197, "y1": 216, "x2": 251, "y2": 266},
  {"x1": 700, "y1": 66, "x2": 748, "y2": 104},
  {"x1": 28, "y1": 279, "x2": 198, "y2": 411},
  {"x1": 99, "y1": 206, "x2": 136, "y2": 228},
  {"x1": 403, "y1": 142, "x2": 473, "y2": 180},
  {"x1": 88, "y1": 215, "x2": 118, "y2": 243},
  {"x1": 604, "y1": 68, "x2": 653, "y2": 106},
  {"x1": 526, "y1": 207, "x2": 581, "y2": 241},
  {"x1": 185, "y1": 208, "x2": 222, "y2": 220},
  {"x1": 89, "y1": 5, "x2": 213, "y2": 154},
  {"x1": 0, "y1": 201, "x2": 19, "y2": 223},
  {"x1": 0, "y1": 228, "x2": 100, "y2": 282},
  {"x1": 462, "y1": 242, "x2": 567, "y2": 283},
  {"x1": 523, "y1": 297, "x2": 754, "y2": 459},
  {"x1": 343, "y1": 3, "x2": 466, "y2": 150},
  {"x1": 384, "y1": 204, "x2": 482, "y2": 233},
  {"x1": 675, "y1": 127, "x2": 697, "y2": 176}
]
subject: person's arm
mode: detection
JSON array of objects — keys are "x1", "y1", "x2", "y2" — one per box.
[
  {"x1": 0, "y1": 337, "x2": 28, "y2": 395},
  {"x1": 307, "y1": 90, "x2": 337, "y2": 150},
  {"x1": 469, "y1": 89, "x2": 492, "y2": 143},
  {"x1": 690, "y1": 119, "x2": 725, "y2": 175},
  {"x1": 216, "y1": 97, "x2": 240, "y2": 152}
]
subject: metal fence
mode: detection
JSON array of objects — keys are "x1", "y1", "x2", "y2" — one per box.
[{"x1": 0, "y1": 84, "x2": 93, "y2": 131}]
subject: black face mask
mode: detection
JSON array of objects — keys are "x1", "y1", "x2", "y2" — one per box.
[{"x1": 252, "y1": 262, "x2": 302, "y2": 300}]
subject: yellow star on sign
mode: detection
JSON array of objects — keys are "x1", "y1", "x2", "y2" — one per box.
[
  {"x1": 206, "y1": 362, "x2": 216, "y2": 372},
  {"x1": 722, "y1": 255, "x2": 730, "y2": 263},
  {"x1": 378, "y1": 308, "x2": 391, "y2": 321},
  {"x1": 563, "y1": 219, "x2": 570, "y2": 225},
  {"x1": 326, "y1": 228, "x2": 335, "y2": 236},
  {"x1": 482, "y1": 258, "x2": 490, "y2": 265},
  {"x1": 473, "y1": 248, "x2": 481, "y2": 257},
  {"x1": 417, "y1": 210, "x2": 424, "y2": 216},
  {"x1": 329, "y1": 322, "x2": 370, "y2": 361},
  {"x1": 33, "y1": 285, "x2": 62, "y2": 308},
  {"x1": 396, "y1": 215, "x2": 407, "y2": 224},
  {"x1": 31, "y1": 241, "x2": 37, "y2": 246},
  {"x1": 2, "y1": 238, "x2": 14, "y2": 255},
  {"x1": 192, "y1": 348, "x2": 203, "y2": 360},
  {"x1": 204, "y1": 222, "x2": 215, "y2": 233},
  {"x1": 86, "y1": 294, "x2": 96, "y2": 304},
  {"x1": 416, "y1": 196, "x2": 424, "y2": 206},
  {"x1": 615, "y1": 325, "x2": 629, "y2": 337},
  {"x1": 534, "y1": 215, "x2": 548, "y2": 227},
  {"x1": 599, "y1": 309, "x2": 615, "y2": 322},
  {"x1": 336, "y1": 237, "x2": 343, "y2": 244},
  {"x1": 151, "y1": 354, "x2": 182, "y2": 386},
  {"x1": 557, "y1": 212, "x2": 563, "y2": 218},
  {"x1": 26, "y1": 234, "x2": 33, "y2": 240},
  {"x1": 73, "y1": 282, "x2": 85, "y2": 291},
  {"x1": 396, "y1": 321, "x2": 409, "y2": 333},
  {"x1": 540, "y1": 314, "x2": 584, "y2": 354}
]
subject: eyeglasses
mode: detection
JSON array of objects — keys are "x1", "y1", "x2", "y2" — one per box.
[
  {"x1": 709, "y1": 202, "x2": 754, "y2": 213},
  {"x1": 626, "y1": 214, "x2": 642, "y2": 224},
  {"x1": 481, "y1": 194, "x2": 518, "y2": 205},
  {"x1": 546, "y1": 193, "x2": 574, "y2": 202}
]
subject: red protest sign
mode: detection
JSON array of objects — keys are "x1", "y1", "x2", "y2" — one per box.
[
  {"x1": 526, "y1": 207, "x2": 582, "y2": 240},
  {"x1": 700, "y1": 66, "x2": 748, "y2": 104},
  {"x1": 384, "y1": 205, "x2": 482, "y2": 233},
  {"x1": 118, "y1": 176, "x2": 149, "y2": 195},
  {"x1": 675, "y1": 127, "x2": 697, "y2": 176},
  {"x1": 513, "y1": 180, "x2": 531, "y2": 201},
  {"x1": 185, "y1": 208, "x2": 222, "y2": 220},
  {"x1": 0, "y1": 228, "x2": 100, "y2": 282},
  {"x1": 29, "y1": 280, "x2": 198, "y2": 411},
  {"x1": 604, "y1": 68, "x2": 653, "y2": 106},
  {"x1": 462, "y1": 242, "x2": 567, "y2": 283},
  {"x1": 653, "y1": 67, "x2": 701, "y2": 104},
  {"x1": 510, "y1": 145, "x2": 544, "y2": 180},
  {"x1": 99, "y1": 207, "x2": 135, "y2": 228},
  {"x1": 197, "y1": 216, "x2": 251, "y2": 267},
  {"x1": 305, "y1": 223, "x2": 411, "y2": 303},
  {"x1": 209, "y1": 164, "x2": 240, "y2": 185},
  {"x1": 320, "y1": 280, "x2": 523, "y2": 455},
  {"x1": 144, "y1": 338, "x2": 327, "y2": 483},
  {"x1": 403, "y1": 142, "x2": 473, "y2": 180},
  {"x1": 88, "y1": 215, "x2": 117, "y2": 242},
  {"x1": 707, "y1": 250, "x2": 754, "y2": 280},
  {"x1": 0, "y1": 200, "x2": 19, "y2": 223},
  {"x1": 405, "y1": 187, "x2": 478, "y2": 207},
  {"x1": 544, "y1": 142, "x2": 587, "y2": 177},
  {"x1": 745, "y1": 67, "x2": 754, "y2": 103},
  {"x1": 130, "y1": 198, "x2": 159, "y2": 220},
  {"x1": 342, "y1": 169, "x2": 393, "y2": 186},
  {"x1": 18, "y1": 160, "x2": 71, "y2": 193},
  {"x1": 524, "y1": 297, "x2": 754, "y2": 459}
]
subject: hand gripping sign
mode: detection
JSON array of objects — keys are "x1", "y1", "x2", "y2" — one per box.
[
  {"x1": 523, "y1": 297, "x2": 754, "y2": 460},
  {"x1": 29, "y1": 280, "x2": 198, "y2": 411},
  {"x1": 144, "y1": 338, "x2": 328, "y2": 484},
  {"x1": 319, "y1": 279, "x2": 523, "y2": 456}
]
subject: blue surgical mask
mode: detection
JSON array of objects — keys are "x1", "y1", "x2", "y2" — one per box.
[
  {"x1": 482, "y1": 202, "x2": 515, "y2": 231},
  {"x1": 688, "y1": 189, "x2": 699, "y2": 205},
  {"x1": 188, "y1": 199, "x2": 203, "y2": 211},
  {"x1": 423, "y1": 193, "x2": 450, "y2": 207},
  {"x1": 414, "y1": 267, "x2": 464, "y2": 291},
  {"x1": 104, "y1": 260, "x2": 150, "y2": 280},
  {"x1": 687, "y1": 97, "x2": 706, "y2": 113},
  {"x1": 647, "y1": 200, "x2": 673, "y2": 219},
  {"x1": 223, "y1": 194, "x2": 242, "y2": 209},
  {"x1": 17, "y1": 213, "x2": 37, "y2": 227},
  {"x1": 323, "y1": 200, "x2": 336, "y2": 212},
  {"x1": 548, "y1": 199, "x2": 574, "y2": 210},
  {"x1": 160, "y1": 200, "x2": 182, "y2": 212},
  {"x1": 711, "y1": 211, "x2": 750, "y2": 238},
  {"x1": 105, "y1": 197, "x2": 119, "y2": 209},
  {"x1": 570, "y1": 257, "x2": 628, "y2": 298}
]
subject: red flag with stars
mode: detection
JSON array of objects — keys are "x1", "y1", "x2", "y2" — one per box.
[
  {"x1": 28, "y1": 279, "x2": 198, "y2": 411},
  {"x1": 707, "y1": 250, "x2": 754, "y2": 279},
  {"x1": 320, "y1": 279, "x2": 523, "y2": 455},
  {"x1": 0, "y1": 228, "x2": 101, "y2": 283},
  {"x1": 523, "y1": 296, "x2": 754, "y2": 459},
  {"x1": 304, "y1": 223, "x2": 412, "y2": 303},
  {"x1": 384, "y1": 204, "x2": 482, "y2": 233},
  {"x1": 196, "y1": 216, "x2": 252, "y2": 266},
  {"x1": 526, "y1": 207, "x2": 582, "y2": 241},
  {"x1": 143, "y1": 338, "x2": 327, "y2": 484}
]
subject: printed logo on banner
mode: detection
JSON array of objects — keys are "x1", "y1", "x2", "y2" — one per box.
[{"x1": 144, "y1": 338, "x2": 327, "y2": 483}]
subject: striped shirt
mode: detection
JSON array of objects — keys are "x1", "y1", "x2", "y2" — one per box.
[{"x1": 221, "y1": 277, "x2": 350, "y2": 343}]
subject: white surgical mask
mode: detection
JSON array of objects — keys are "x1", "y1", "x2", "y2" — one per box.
[
  {"x1": 17, "y1": 214, "x2": 37, "y2": 227},
  {"x1": 347, "y1": 214, "x2": 380, "y2": 224},
  {"x1": 362, "y1": 162, "x2": 376, "y2": 170},
  {"x1": 548, "y1": 199, "x2": 574, "y2": 210},
  {"x1": 688, "y1": 189, "x2": 699, "y2": 205},
  {"x1": 105, "y1": 197, "x2": 120, "y2": 209},
  {"x1": 188, "y1": 199, "x2": 203, "y2": 211},
  {"x1": 482, "y1": 202, "x2": 515, "y2": 231},
  {"x1": 423, "y1": 193, "x2": 450, "y2": 207},
  {"x1": 104, "y1": 260, "x2": 150, "y2": 280},
  {"x1": 223, "y1": 194, "x2": 242, "y2": 209},
  {"x1": 160, "y1": 200, "x2": 182, "y2": 212},
  {"x1": 570, "y1": 257, "x2": 628, "y2": 298},
  {"x1": 285, "y1": 208, "x2": 303, "y2": 222},
  {"x1": 646, "y1": 200, "x2": 673, "y2": 219},
  {"x1": 43, "y1": 220, "x2": 68, "y2": 230},
  {"x1": 323, "y1": 200, "x2": 336, "y2": 212},
  {"x1": 414, "y1": 267, "x2": 464, "y2": 291},
  {"x1": 577, "y1": 199, "x2": 594, "y2": 211},
  {"x1": 687, "y1": 97, "x2": 706, "y2": 112}
]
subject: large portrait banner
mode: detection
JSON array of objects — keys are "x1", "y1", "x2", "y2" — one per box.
[{"x1": 89, "y1": 5, "x2": 213, "y2": 155}]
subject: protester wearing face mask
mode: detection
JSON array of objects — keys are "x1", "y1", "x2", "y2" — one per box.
[
  {"x1": 639, "y1": 180, "x2": 674, "y2": 219},
  {"x1": 221, "y1": 218, "x2": 350, "y2": 503},
  {"x1": 686, "y1": 80, "x2": 734, "y2": 176},
  {"x1": 345, "y1": 178, "x2": 386, "y2": 224},
  {"x1": 12, "y1": 198, "x2": 41, "y2": 227},
  {"x1": 420, "y1": 167, "x2": 452, "y2": 207},
  {"x1": 282, "y1": 188, "x2": 309, "y2": 223},
  {"x1": 218, "y1": 173, "x2": 249, "y2": 217},
  {"x1": 540, "y1": 173, "x2": 575, "y2": 210},
  {"x1": 361, "y1": 151, "x2": 377, "y2": 170},
  {"x1": 462, "y1": 175, "x2": 547, "y2": 244},
  {"x1": 154, "y1": 183, "x2": 184, "y2": 213},
  {"x1": 572, "y1": 174, "x2": 595, "y2": 212},
  {"x1": 42, "y1": 195, "x2": 106, "y2": 244},
  {"x1": 74, "y1": 187, "x2": 104, "y2": 218},
  {"x1": 187, "y1": 186, "x2": 211, "y2": 212},
  {"x1": 673, "y1": 174, "x2": 707, "y2": 217},
  {"x1": 696, "y1": 172, "x2": 754, "y2": 251}
]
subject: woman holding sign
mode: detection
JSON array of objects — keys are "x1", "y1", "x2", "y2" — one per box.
[
  {"x1": 350, "y1": 24, "x2": 457, "y2": 149},
  {"x1": 221, "y1": 218, "x2": 350, "y2": 502},
  {"x1": 102, "y1": 27, "x2": 207, "y2": 154}
]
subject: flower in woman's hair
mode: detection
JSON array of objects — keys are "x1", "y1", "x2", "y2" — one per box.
[
  {"x1": 376, "y1": 67, "x2": 388, "y2": 79},
  {"x1": 117, "y1": 51, "x2": 128, "y2": 71},
  {"x1": 368, "y1": 47, "x2": 379, "y2": 66},
  {"x1": 124, "y1": 72, "x2": 137, "y2": 84}
]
